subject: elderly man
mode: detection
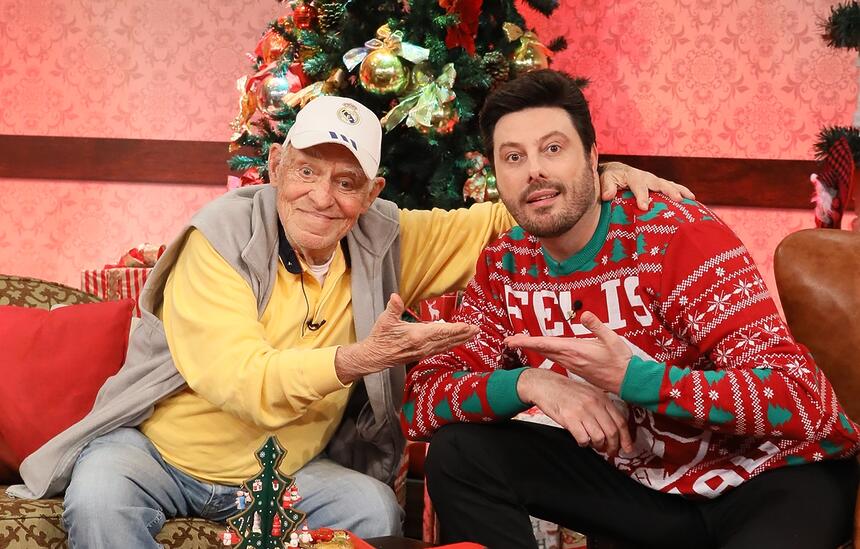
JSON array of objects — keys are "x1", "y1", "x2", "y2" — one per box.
[
  {"x1": 11, "y1": 95, "x2": 682, "y2": 547},
  {"x1": 403, "y1": 70, "x2": 860, "y2": 549}
]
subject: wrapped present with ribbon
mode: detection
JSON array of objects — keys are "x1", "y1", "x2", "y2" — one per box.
[
  {"x1": 227, "y1": 167, "x2": 265, "y2": 191},
  {"x1": 81, "y1": 244, "x2": 165, "y2": 317},
  {"x1": 107, "y1": 243, "x2": 166, "y2": 269},
  {"x1": 380, "y1": 63, "x2": 459, "y2": 134}
]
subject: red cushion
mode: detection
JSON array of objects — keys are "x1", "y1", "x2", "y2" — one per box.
[{"x1": 0, "y1": 300, "x2": 134, "y2": 468}]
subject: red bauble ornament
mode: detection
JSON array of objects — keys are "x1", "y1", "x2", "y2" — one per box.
[
  {"x1": 293, "y1": 2, "x2": 318, "y2": 30},
  {"x1": 255, "y1": 29, "x2": 291, "y2": 64}
]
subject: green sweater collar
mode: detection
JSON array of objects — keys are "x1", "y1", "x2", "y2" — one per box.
[{"x1": 542, "y1": 200, "x2": 610, "y2": 276}]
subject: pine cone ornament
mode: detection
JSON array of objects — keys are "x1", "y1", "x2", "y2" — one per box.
[
  {"x1": 318, "y1": 0, "x2": 347, "y2": 32},
  {"x1": 482, "y1": 50, "x2": 509, "y2": 86}
]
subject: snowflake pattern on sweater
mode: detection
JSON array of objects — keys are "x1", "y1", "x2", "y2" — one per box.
[{"x1": 402, "y1": 193, "x2": 859, "y2": 498}]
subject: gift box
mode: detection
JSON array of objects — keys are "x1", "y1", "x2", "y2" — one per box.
[
  {"x1": 81, "y1": 243, "x2": 164, "y2": 317},
  {"x1": 81, "y1": 267, "x2": 151, "y2": 317}
]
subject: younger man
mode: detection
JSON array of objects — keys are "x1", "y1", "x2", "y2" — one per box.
[{"x1": 403, "y1": 70, "x2": 859, "y2": 549}]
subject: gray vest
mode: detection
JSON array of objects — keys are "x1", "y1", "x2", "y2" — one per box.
[{"x1": 10, "y1": 185, "x2": 405, "y2": 499}]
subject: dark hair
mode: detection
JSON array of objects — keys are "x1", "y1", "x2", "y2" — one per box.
[{"x1": 478, "y1": 69, "x2": 595, "y2": 162}]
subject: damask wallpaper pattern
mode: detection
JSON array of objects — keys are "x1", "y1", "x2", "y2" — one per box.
[{"x1": 0, "y1": 0, "x2": 857, "y2": 307}]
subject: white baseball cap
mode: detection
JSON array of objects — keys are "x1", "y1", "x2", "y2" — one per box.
[{"x1": 283, "y1": 95, "x2": 382, "y2": 180}]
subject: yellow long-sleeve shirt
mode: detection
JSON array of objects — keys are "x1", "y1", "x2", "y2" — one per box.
[{"x1": 140, "y1": 202, "x2": 513, "y2": 483}]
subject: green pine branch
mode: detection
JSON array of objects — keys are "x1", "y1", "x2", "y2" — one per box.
[
  {"x1": 228, "y1": 155, "x2": 267, "y2": 171},
  {"x1": 523, "y1": 0, "x2": 558, "y2": 17},
  {"x1": 236, "y1": 133, "x2": 264, "y2": 148},
  {"x1": 815, "y1": 126, "x2": 860, "y2": 165},
  {"x1": 433, "y1": 13, "x2": 460, "y2": 28},
  {"x1": 303, "y1": 53, "x2": 334, "y2": 77},
  {"x1": 822, "y1": 2, "x2": 860, "y2": 50},
  {"x1": 548, "y1": 36, "x2": 567, "y2": 52},
  {"x1": 298, "y1": 29, "x2": 322, "y2": 48},
  {"x1": 453, "y1": 53, "x2": 491, "y2": 90}
]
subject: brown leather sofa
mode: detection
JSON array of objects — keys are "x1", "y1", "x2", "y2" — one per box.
[{"x1": 774, "y1": 228, "x2": 860, "y2": 548}]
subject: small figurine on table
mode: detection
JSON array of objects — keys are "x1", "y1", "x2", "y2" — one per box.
[
  {"x1": 219, "y1": 529, "x2": 238, "y2": 546},
  {"x1": 299, "y1": 523, "x2": 313, "y2": 544},
  {"x1": 235, "y1": 490, "x2": 248, "y2": 510}
]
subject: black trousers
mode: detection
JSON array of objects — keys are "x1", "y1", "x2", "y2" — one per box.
[{"x1": 425, "y1": 421, "x2": 858, "y2": 549}]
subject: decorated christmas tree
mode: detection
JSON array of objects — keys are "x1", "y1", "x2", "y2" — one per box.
[
  {"x1": 228, "y1": 0, "x2": 568, "y2": 210},
  {"x1": 223, "y1": 436, "x2": 307, "y2": 548},
  {"x1": 812, "y1": 2, "x2": 860, "y2": 228}
]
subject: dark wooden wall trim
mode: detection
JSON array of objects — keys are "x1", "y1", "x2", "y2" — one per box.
[
  {"x1": 600, "y1": 154, "x2": 816, "y2": 209},
  {"x1": 0, "y1": 135, "x2": 232, "y2": 186},
  {"x1": 0, "y1": 134, "x2": 817, "y2": 209}
]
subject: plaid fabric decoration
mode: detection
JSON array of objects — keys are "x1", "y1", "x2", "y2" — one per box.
[{"x1": 814, "y1": 136, "x2": 856, "y2": 228}]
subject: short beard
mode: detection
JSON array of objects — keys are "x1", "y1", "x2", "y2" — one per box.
[{"x1": 505, "y1": 163, "x2": 598, "y2": 239}]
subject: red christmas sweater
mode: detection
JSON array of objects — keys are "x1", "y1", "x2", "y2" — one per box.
[{"x1": 402, "y1": 193, "x2": 859, "y2": 498}]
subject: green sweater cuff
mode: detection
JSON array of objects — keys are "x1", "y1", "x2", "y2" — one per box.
[
  {"x1": 486, "y1": 367, "x2": 531, "y2": 417},
  {"x1": 619, "y1": 356, "x2": 666, "y2": 407}
]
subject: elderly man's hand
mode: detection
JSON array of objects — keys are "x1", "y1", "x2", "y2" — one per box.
[
  {"x1": 599, "y1": 161, "x2": 694, "y2": 210},
  {"x1": 517, "y1": 368, "x2": 633, "y2": 456},
  {"x1": 335, "y1": 294, "x2": 478, "y2": 384},
  {"x1": 505, "y1": 312, "x2": 632, "y2": 394}
]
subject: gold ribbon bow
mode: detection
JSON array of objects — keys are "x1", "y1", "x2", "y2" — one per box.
[
  {"x1": 283, "y1": 68, "x2": 347, "y2": 109},
  {"x1": 380, "y1": 63, "x2": 457, "y2": 132},
  {"x1": 343, "y1": 24, "x2": 429, "y2": 71},
  {"x1": 503, "y1": 22, "x2": 551, "y2": 56}
]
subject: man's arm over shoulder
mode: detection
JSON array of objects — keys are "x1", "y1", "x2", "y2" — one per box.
[
  {"x1": 625, "y1": 209, "x2": 859, "y2": 452},
  {"x1": 402, "y1": 245, "x2": 529, "y2": 440},
  {"x1": 398, "y1": 202, "x2": 514, "y2": 307},
  {"x1": 162, "y1": 229, "x2": 347, "y2": 430}
]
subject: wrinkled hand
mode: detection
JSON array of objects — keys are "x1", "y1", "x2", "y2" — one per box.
[
  {"x1": 335, "y1": 293, "x2": 478, "y2": 384},
  {"x1": 517, "y1": 368, "x2": 633, "y2": 456},
  {"x1": 598, "y1": 161, "x2": 694, "y2": 210},
  {"x1": 505, "y1": 312, "x2": 632, "y2": 394}
]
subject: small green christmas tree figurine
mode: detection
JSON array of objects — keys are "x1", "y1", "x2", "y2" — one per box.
[{"x1": 224, "y1": 436, "x2": 307, "y2": 548}]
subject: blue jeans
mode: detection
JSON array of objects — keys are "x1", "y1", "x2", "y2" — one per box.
[{"x1": 63, "y1": 428, "x2": 403, "y2": 548}]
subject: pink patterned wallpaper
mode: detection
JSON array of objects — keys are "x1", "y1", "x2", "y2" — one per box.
[
  {"x1": 542, "y1": 0, "x2": 858, "y2": 158},
  {"x1": 0, "y1": 0, "x2": 857, "y2": 308}
]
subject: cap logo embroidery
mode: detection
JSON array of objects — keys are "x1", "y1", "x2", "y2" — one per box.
[{"x1": 336, "y1": 103, "x2": 360, "y2": 125}]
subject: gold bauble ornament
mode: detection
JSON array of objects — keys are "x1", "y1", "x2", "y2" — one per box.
[
  {"x1": 417, "y1": 102, "x2": 459, "y2": 135},
  {"x1": 359, "y1": 48, "x2": 409, "y2": 95},
  {"x1": 409, "y1": 62, "x2": 435, "y2": 91},
  {"x1": 511, "y1": 40, "x2": 549, "y2": 75}
]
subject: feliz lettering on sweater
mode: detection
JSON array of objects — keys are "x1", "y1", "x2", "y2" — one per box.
[{"x1": 402, "y1": 193, "x2": 859, "y2": 498}]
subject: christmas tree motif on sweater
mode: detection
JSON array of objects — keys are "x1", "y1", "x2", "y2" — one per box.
[
  {"x1": 637, "y1": 201, "x2": 668, "y2": 221},
  {"x1": 609, "y1": 239, "x2": 627, "y2": 262},
  {"x1": 636, "y1": 233, "x2": 647, "y2": 256},
  {"x1": 610, "y1": 204, "x2": 631, "y2": 225},
  {"x1": 223, "y1": 436, "x2": 306, "y2": 547}
]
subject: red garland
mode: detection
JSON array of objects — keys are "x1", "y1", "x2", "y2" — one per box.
[{"x1": 439, "y1": 0, "x2": 483, "y2": 55}]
